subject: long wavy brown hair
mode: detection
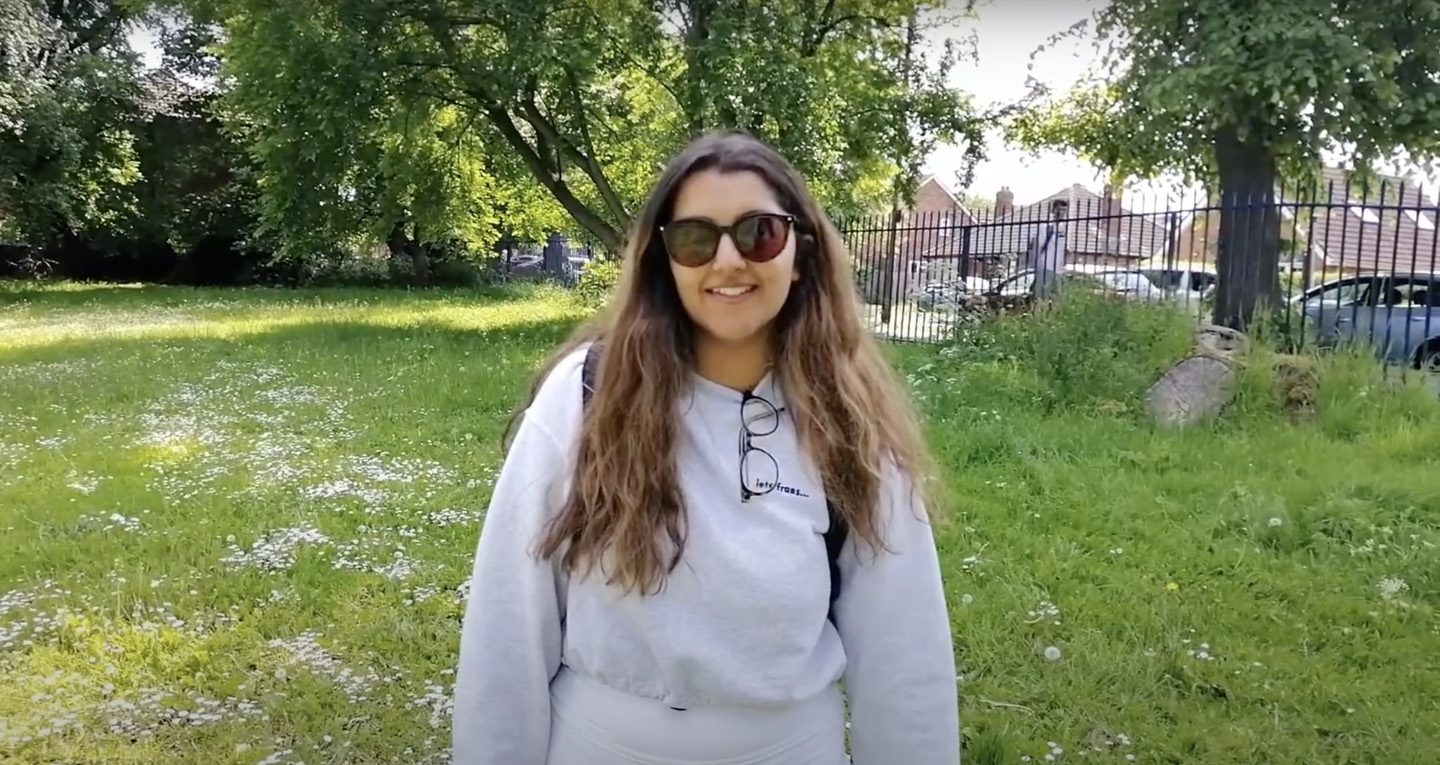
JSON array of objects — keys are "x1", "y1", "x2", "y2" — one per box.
[{"x1": 509, "y1": 132, "x2": 937, "y2": 595}]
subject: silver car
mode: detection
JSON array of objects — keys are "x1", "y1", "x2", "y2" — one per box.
[{"x1": 1295, "y1": 272, "x2": 1440, "y2": 372}]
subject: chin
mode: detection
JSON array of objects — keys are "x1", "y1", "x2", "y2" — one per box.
[{"x1": 698, "y1": 318, "x2": 771, "y2": 345}]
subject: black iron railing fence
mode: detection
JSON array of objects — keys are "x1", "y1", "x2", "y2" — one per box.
[{"x1": 834, "y1": 177, "x2": 1438, "y2": 370}]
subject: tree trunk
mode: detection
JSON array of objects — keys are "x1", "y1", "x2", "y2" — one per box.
[
  {"x1": 409, "y1": 223, "x2": 431, "y2": 285},
  {"x1": 877, "y1": 10, "x2": 917, "y2": 327},
  {"x1": 386, "y1": 220, "x2": 430, "y2": 285},
  {"x1": 386, "y1": 221, "x2": 409, "y2": 268},
  {"x1": 409, "y1": 247, "x2": 431, "y2": 285},
  {"x1": 1212, "y1": 124, "x2": 1282, "y2": 331},
  {"x1": 677, "y1": 0, "x2": 717, "y2": 135}
]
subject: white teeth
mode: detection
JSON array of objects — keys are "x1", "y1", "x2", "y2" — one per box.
[{"x1": 709, "y1": 286, "x2": 753, "y2": 297}]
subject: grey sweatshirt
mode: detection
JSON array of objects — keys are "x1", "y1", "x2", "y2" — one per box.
[{"x1": 452, "y1": 345, "x2": 959, "y2": 764}]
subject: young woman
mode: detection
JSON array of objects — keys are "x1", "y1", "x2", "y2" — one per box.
[{"x1": 453, "y1": 132, "x2": 959, "y2": 765}]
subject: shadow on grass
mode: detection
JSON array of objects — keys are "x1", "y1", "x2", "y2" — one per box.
[
  {"x1": 0, "y1": 278, "x2": 558, "y2": 310},
  {"x1": 1, "y1": 309, "x2": 586, "y2": 372},
  {"x1": 2, "y1": 280, "x2": 592, "y2": 361}
]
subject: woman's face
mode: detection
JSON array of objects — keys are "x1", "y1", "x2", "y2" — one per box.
[{"x1": 665, "y1": 169, "x2": 799, "y2": 347}]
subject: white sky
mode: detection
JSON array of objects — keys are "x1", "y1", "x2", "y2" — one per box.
[
  {"x1": 920, "y1": 0, "x2": 1440, "y2": 205},
  {"x1": 921, "y1": 0, "x2": 1105, "y2": 205}
]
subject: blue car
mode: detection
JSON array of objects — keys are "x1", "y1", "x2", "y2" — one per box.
[{"x1": 1295, "y1": 272, "x2": 1440, "y2": 373}]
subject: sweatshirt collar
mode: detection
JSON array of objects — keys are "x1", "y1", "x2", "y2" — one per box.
[{"x1": 689, "y1": 367, "x2": 781, "y2": 406}]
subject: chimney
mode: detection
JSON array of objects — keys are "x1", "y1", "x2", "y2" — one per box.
[{"x1": 995, "y1": 186, "x2": 1014, "y2": 216}]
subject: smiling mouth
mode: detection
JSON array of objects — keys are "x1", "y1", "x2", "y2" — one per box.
[{"x1": 706, "y1": 285, "x2": 757, "y2": 297}]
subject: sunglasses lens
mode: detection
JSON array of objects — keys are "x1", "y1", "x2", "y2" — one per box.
[
  {"x1": 736, "y1": 215, "x2": 790, "y2": 262},
  {"x1": 663, "y1": 222, "x2": 719, "y2": 267}
]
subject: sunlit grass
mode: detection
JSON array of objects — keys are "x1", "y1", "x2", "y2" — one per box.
[
  {"x1": 1, "y1": 283, "x2": 1436, "y2": 764},
  {"x1": 0, "y1": 281, "x2": 586, "y2": 350}
]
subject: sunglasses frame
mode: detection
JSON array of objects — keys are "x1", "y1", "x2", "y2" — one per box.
[{"x1": 658, "y1": 212, "x2": 796, "y2": 268}]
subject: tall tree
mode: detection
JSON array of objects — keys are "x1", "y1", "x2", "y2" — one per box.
[
  {"x1": 1010, "y1": 1, "x2": 1440, "y2": 329},
  {"x1": 196, "y1": 0, "x2": 984, "y2": 255},
  {"x1": 0, "y1": 0, "x2": 144, "y2": 247},
  {"x1": 211, "y1": 1, "x2": 562, "y2": 275}
]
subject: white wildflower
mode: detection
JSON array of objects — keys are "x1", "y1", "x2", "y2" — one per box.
[
  {"x1": 1377, "y1": 577, "x2": 1409, "y2": 601},
  {"x1": 221, "y1": 524, "x2": 330, "y2": 572},
  {"x1": 1027, "y1": 600, "x2": 1061, "y2": 625}
]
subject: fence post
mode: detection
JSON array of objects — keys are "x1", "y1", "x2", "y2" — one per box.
[
  {"x1": 1164, "y1": 211, "x2": 1180, "y2": 273},
  {"x1": 881, "y1": 206, "x2": 900, "y2": 325},
  {"x1": 960, "y1": 224, "x2": 972, "y2": 283},
  {"x1": 1299, "y1": 186, "x2": 1316, "y2": 297}
]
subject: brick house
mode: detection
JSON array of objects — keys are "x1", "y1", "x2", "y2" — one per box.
[{"x1": 848, "y1": 175, "x2": 977, "y2": 302}]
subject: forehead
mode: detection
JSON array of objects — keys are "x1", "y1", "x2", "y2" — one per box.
[{"x1": 670, "y1": 169, "x2": 785, "y2": 223}]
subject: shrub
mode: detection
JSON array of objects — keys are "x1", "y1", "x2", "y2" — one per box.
[
  {"x1": 575, "y1": 257, "x2": 622, "y2": 308},
  {"x1": 941, "y1": 292, "x2": 1195, "y2": 413}
]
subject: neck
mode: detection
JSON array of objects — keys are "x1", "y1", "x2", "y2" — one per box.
[{"x1": 695, "y1": 332, "x2": 771, "y2": 392}]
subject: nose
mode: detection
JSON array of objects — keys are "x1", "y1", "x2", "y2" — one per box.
[{"x1": 711, "y1": 233, "x2": 746, "y2": 271}]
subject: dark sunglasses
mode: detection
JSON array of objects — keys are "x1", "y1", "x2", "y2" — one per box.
[{"x1": 659, "y1": 212, "x2": 795, "y2": 268}]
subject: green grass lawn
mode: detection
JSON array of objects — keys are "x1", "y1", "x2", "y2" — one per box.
[{"x1": 1, "y1": 282, "x2": 1437, "y2": 764}]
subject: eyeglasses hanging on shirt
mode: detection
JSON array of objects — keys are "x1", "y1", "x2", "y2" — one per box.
[{"x1": 739, "y1": 392, "x2": 782, "y2": 502}]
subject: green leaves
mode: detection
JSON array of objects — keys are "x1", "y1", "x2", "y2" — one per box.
[
  {"x1": 0, "y1": 0, "x2": 148, "y2": 244},
  {"x1": 12, "y1": 0, "x2": 987, "y2": 266},
  {"x1": 1009, "y1": 0, "x2": 1440, "y2": 329},
  {"x1": 1011, "y1": 0, "x2": 1440, "y2": 183},
  {"x1": 198, "y1": 0, "x2": 983, "y2": 256}
]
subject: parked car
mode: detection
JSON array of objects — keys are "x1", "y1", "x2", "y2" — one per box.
[
  {"x1": 1138, "y1": 267, "x2": 1218, "y2": 306},
  {"x1": 1140, "y1": 267, "x2": 1217, "y2": 294},
  {"x1": 988, "y1": 270, "x2": 1038, "y2": 298},
  {"x1": 987, "y1": 269, "x2": 1159, "y2": 303},
  {"x1": 1294, "y1": 272, "x2": 1440, "y2": 371},
  {"x1": 915, "y1": 278, "x2": 990, "y2": 312},
  {"x1": 985, "y1": 270, "x2": 1115, "y2": 301},
  {"x1": 1090, "y1": 270, "x2": 1170, "y2": 303}
]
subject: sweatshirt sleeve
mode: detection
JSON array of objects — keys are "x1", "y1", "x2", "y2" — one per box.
[
  {"x1": 452, "y1": 411, "x2": 569, "y2": 765},
  {"x1": 834, "y1": 467, "x2": 960, "y2": 765}
]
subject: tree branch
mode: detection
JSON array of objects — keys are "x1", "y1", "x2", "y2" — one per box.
[
  {"x1": 516, "y1": 94, "x2": 628, "y2": 227},
  {"x1": 479, "y1": 93, "x2": 621, "y2": 250},
  {"x1": 577, "y1": 5, "x2": 685, "y2": 110},
  {"x1": 802, "y1": 0, "x2": 838, "y2": 54},
  {"x1": 65, "y1": 6, "x2": 129, "y2": 55},
  {"x1": 408, "y1": 21, "x2": 621, "y2": 248},
  {"x1": 805, "y1": 13, "x2": 896, "y2": 56},
  {"x1": 563, "y1": 66, "x2": 630, "y2": 223}
]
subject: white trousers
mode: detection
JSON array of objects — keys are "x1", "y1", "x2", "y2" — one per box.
[{"x1": 547, "y1": 668, "x2": 850, "y2": 765}]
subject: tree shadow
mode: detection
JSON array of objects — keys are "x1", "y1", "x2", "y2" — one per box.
[
  {"x1": 0, "y1": 280, "x2": 558, "y2": 311},
  {"x1": 2, "y1": 309, "x2": 586, "y2": 370}
]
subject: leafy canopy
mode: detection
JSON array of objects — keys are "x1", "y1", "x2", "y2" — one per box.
[
  {"x1": 1010, "y1": 0, "x2": 1440, "y2": 183},
  {"x1": 197, "y1": 0, "x2": 985, "y2": 254}
]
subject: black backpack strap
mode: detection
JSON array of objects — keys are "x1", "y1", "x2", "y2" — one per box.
[
  {"x1": 579, "y1": 339, "x2": 848, "y2": 625},
  {"x1": 823, "y1": 502, "x2": 848, "y2": 626},
  {"x1": 581, "y1": 342, "x2": 602, "y2": 407}
]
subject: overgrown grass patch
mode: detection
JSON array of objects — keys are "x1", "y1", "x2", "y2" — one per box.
[{"x1": 1, "y1": 283, "x2": 1436, "y2": 764}]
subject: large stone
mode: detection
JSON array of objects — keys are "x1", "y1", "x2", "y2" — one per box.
[
  {"x1": 1145, "y1": 325, "x2": 1250, "y2": 428},
  {"x1": 1272, "y1": 354, "x2": 1320, "y2": 422}
]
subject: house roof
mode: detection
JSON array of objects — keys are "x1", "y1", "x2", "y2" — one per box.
[
  {"x1": 915, "y1": 175, "x2": 974, "y2": 215},
  {"x1": 1164, "y1": 167, "x2": 1440, "y2": 273},
  {"x1": 1284, "y1": 167, "x2": 1439, "y2": 273}
]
